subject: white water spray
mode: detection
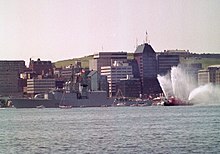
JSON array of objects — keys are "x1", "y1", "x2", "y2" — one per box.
[
  {"x1": 158, "y1": 65, "x2": 197, "y2": 101},
  {"x1": 188, "y1": 84, "x2": 220, "y2": 105}
]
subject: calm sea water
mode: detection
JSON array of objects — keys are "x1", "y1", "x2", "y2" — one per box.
[{"x1": 0, "y1": 105, "x2": 220, "y2": 154}]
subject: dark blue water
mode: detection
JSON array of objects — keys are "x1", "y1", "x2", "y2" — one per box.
[{"x1": 0, "y1": 106, "x2": 220, "y2": 154}]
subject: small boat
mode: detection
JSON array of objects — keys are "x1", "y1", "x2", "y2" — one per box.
[
  {"x1": 164, "y1": 96, "x2": 192, "y2": 106},
  {"x1": 59, "y1": 105, "x2": 72, "y2": 109},
  {"x1": 36, "y1": 105, "x2": 45, "y2": 109}
]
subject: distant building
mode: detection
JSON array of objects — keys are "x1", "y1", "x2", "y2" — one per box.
[
  {"x1": 0, "y1": 60, "x2": 26, "y2": 97},
  {"x1": 198, "y1": 70, "x2": 210, "y2": 86},
  {"x1": 163, "y1": 49, "x2": 191, "y2": 56},
  {"x1": 208, "y1": 65, "x2": 220, "y2": 85},
  {"x1": 89, "y1": 52, "x2": 127, "y2": 73},
  {"x1": 134, "y1": 43, "x2": 162, "y2": 96},
  {"x1": 157, "y1": 54, "x2": 180, "y2": 75},
  {"x1": 101, "y1": 61, "x2": 132, "y2": 97},
  {"x1": 198, "y1": 65, "x2": 220, "y2": 86},
  {"x1": 0, "y1": 60, "x2": 26, "y2": 73},
  {"x1": 29, "y1": 58, "x2": 53, "y2": 77},
  {"x1": 27, "y1": 78, "x2": 55, "y2": 97},
  {"x1": 116, "y1": 76, "x2": 141, "y2": 98}
]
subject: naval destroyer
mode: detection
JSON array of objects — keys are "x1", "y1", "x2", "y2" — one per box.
[{"x1": 10, "y1": 67, "x2": 114, "y2": 108}]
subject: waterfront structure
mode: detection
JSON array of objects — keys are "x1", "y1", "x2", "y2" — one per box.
[
  {"x1": 163, "y1": 49, "x2": 191, "y2": 56},
  {"x1": 29, "y1": 58, "x2": 53, "y2": 77},
  {"x1": 0, "y1": 60, "x2": 26, "y2": 97},
  {"x1": 101, "y1": 61, "x2": 132, "y2": 97},
  {"x1": 27, "y1": 78, "x2": 55, "y2": 97},
  {"x1": 89, "y1": 52, "x2": 127, "y2": 73},
  {"x1": 198, "y1": 65, "x2": 220, "y2": 86},
  {"x1": 208, "y1": 65, "x2": 220, "y2": 85},
  {"x1": 116, "y1": 76, "x2": 141, "y2": 98},
  {"x1": 157, "y1": 54, "x2": 180, "y2": 75},
  {"x1": 134, "y1": 43, "x2": 162, "y2": 96},
  {"x1": 198, "y1": 70, "x2": 210, "y2": 86}
]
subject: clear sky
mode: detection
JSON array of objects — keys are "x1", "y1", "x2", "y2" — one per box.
[{"x1": 0, "y1": 0, "x2": 219, "y2": 64}]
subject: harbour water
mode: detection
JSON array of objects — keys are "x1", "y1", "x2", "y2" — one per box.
[{"x1": 1, "y1": 105, "x2": 220, "y2": 154}]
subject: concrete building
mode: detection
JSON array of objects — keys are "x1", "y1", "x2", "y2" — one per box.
[
  {"x1": 157, "y1": 54, "x2": 180, "y2": 75},
  {"x1": 134, "y1": 43, "x2": 162, "y2": 96},
  {"x1": 198, "y1": 70, "x2": 210, "y2": 86},
  {"x1": 89, "y1": 52, "x2": 127, "y2": 73},
  {"x1": 27, "y1": 78, "x2": 55, "y2": 97},
  {"x1": 29, "y1": 58, "x2": 53, "y2": 77},
  {"x1": 0, "y1": 60, "x2": 26, "y2": 97},
  {"x1": 116, "y1": 76, "x2": 141, "y2": 98},
  {"x1": 198, "y1": 65, "x2": 220, "y2": 86},
  {"x1": 208, "y1": 65, "x2": 220, "y2": 85},
  {"x1": 101, "y1": 61, "x2": 132, "y2": 97}
]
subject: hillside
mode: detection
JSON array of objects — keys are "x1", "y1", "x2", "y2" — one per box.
[
  {"x1": 54, "y1": 53, "x2": 134, "y2": 68},
  {"x1": 54, "y1": 53, "x2": 220, "y2": 69},
  {"x1": 54, "y1": 55, "x2": 93, "y2": 68}
]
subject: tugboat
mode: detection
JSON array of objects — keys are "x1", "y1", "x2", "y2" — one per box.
[{"x1": 164, "y1": 96, "x2": 192, "y2": 106}]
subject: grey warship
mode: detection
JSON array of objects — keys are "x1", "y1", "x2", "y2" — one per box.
[{"x1": 10, "y1": 67, "x2": 114, "y2": 108}]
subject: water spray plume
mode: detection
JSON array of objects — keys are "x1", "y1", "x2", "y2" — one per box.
[
  {"x1": 158, "y1": 65, "x2": 197, "y2": 101},
  {"x1": 189, "y1": 84, "x2": 220, "y2": 105},
  {"x1": 158, "y1": 65, "x2": 220, "y2": 105}
]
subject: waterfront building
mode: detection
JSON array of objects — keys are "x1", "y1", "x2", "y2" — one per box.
[
  {"x1": 157, "y1": 54, "x2": 180, "y2": 75},
  {"x1": 29, "y1": 58, "x2": 53, "y2": 77},
  {"x1": 101, "y1": 61, "x2": 132, "y2": 97},
  {"x1": 116, "y1": 76, "x2": 141, "y2": 98},
  {"x1": 208, "y1": 65, "x2": 220, "y2": 85},
  {"x1": 134, "y1": 43, "x2": 162, "y2": 96},
  {"x1": 198, "y1": 70, "x2": 210, "y2": 86},
  {"x1": 198, "y1": 65, "x2": 220, "y2": 86},
  {"x1": 27, "y1": 78, "x2": 55, "y2": 97},
  {"x1": 89, "y1": 52, "x2": 127, "y2": 73},
  {"x1": 0, "y1": 60, "x2": 26, "y2": 97}
]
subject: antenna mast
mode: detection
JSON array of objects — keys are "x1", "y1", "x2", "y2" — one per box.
[{"x1": 146, "y1": 30, "x2": 148, "y2": 44}]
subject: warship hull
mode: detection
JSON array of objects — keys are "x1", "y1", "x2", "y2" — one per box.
[{"x1": 10, "y1": 91, "x2": 114, "y2": 108}]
